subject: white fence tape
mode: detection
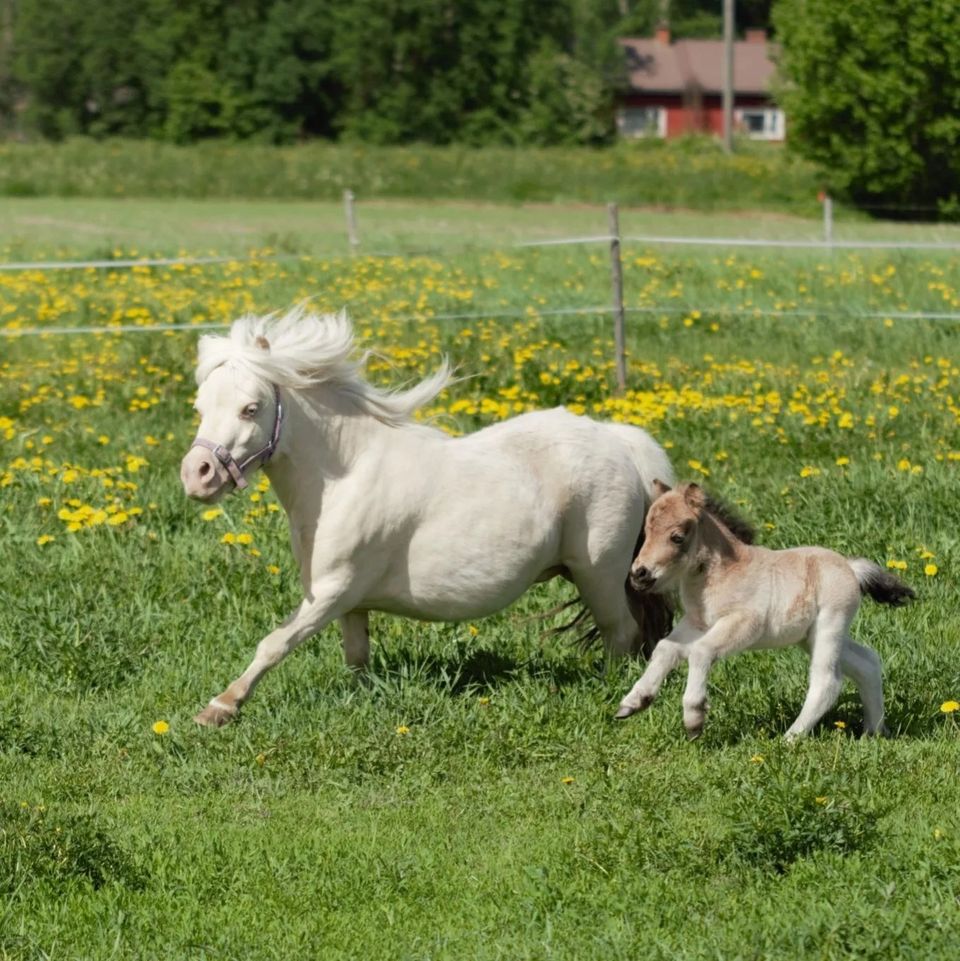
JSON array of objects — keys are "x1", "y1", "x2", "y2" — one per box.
[{"x1": 4, "y1": 304, "x2": 959, "y2": 339}]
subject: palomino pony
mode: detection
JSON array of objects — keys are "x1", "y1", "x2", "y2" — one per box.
[
  {"x1": 180, "y1": 308, "x2": 675, "y2": 726},
  {"x1": 617, "y1": 480, "x2": 914, "y2": 738}
]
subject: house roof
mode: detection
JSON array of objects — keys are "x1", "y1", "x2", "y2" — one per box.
[{"x1": 619, "y1": 36, "x2": 778, "y2": 96}]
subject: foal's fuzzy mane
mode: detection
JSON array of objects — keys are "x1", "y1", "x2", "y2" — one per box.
[
  {"x1": 196, "y1": 307, "x2": 452, "y2": 426},
  {"x1": 703, "y1": 490, "x2": 756, "y2": 544}
]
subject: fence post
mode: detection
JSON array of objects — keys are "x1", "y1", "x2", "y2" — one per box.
[
  {"x1": 343, "y1": 189, "x2": 360, "y2": 255},
  {"x1": 823, "y1": 193, "x2": 833, "y2": 248},
  {"x1": 608, "y1": 202, "x2": 627, "y2": 395}
]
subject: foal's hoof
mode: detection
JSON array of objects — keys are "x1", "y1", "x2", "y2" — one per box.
[
  {"x1": 685, "y1": 725, "x2": 703, "y2": 741},
  {"x1": 615, "y1": 693, "x2": 653, "y2": 719},
  {"x1": 193, "y1": 702, "x2": 237, "y2": 727}
]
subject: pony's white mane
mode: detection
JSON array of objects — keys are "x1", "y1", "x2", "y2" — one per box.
[{"x1": 196, "y1": 307, "x2": 451, "y2": 426}]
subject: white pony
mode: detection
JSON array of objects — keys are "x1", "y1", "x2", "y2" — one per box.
[{"x1": 180, "y1": 308, "x2": 674, "y2": 726}]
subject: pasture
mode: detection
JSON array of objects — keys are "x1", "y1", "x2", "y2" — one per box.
[{"x1": 2, "y1": 200, "x2": 960, "y2": 959}]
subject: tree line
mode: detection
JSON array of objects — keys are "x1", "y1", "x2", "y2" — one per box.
[{"x1": 0, "y1": 0, "x2": 769, "y2": 145}]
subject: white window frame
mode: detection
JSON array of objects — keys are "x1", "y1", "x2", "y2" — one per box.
[
  {"x1": 616, "y1": 105, "x2": 667, "y2": 139},
  {"x1": 734, "y1": 106, "x2": 785, "y2": 140}
]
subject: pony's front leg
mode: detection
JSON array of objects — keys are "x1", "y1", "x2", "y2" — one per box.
[
  {"x1": 339, "y1": 610, "x2": 370, "y2": 669},
  {"x1": 682, "y1": 612, "x2": 762, "y2": 738},
  {"x1": 615, "y1": 619, "x2": 702, "y2": 719},
  {"x1": 194, "y1": 582, "x2": 350, "y2": 727}
]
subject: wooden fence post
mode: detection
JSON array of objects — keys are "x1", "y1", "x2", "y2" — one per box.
[
  {"x1": 823, "y1": 193, "x2": 833, "y2": 248},
  {"x1": 343, "y1": 189, "x2": 360, "y2": 255},
  {"x1": 608, "y1": 203, "x2": 627, "y2": 395}
]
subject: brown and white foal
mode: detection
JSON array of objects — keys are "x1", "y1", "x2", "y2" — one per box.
[{"x1": 617, "y1": 481, "x2": 914, "y2": 739}]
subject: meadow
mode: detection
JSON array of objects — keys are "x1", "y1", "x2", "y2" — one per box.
[{"x1": 2, "y1": 201, "x2": 960, "y2": 960}]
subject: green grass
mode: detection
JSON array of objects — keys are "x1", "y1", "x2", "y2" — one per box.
[
  {"x1": 2, "y1": 200, "x2": 960, "y2": 959},
  {"x1": 0, "y1": 138, "x2": 823, "y2": 215}
]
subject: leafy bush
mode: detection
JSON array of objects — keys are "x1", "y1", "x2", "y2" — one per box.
[{"x1": 775, "y1": 0, "x2": 960, "y2": 214}]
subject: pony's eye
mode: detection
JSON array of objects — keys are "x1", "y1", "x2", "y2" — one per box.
[
  {"x1": 242, "y1": 403, "x2": 259, "y2": 419},
  {"x1": 670, "y1": 531, "x2": 685, "y2": 545}
]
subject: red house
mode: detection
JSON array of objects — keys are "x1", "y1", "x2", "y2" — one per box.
[{"x1": 617, "y1": 28, "x2": 784, "y2": 141}]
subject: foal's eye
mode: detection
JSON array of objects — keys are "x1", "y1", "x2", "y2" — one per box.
[
  {"x1": 241, "y1": 403, "x2": 259, "y2": 419},
  {"x1": 670, "y1": 531, "x2": 686, "y2": 545}
]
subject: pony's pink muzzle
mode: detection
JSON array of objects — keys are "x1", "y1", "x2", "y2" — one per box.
[{"x1": 180, "y1": 447, "x2": 230, "y2": 501}]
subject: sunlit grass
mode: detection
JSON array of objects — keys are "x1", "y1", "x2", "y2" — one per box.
[{"x1": 2, "y1": 226, "x2": 959, "y2": 959}]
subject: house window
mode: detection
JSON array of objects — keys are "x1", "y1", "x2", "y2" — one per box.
[
  {"x1": 616, "y1": 106, "x2": 666, "y2": 138},
  {"x1": 734, "y1": 107, "x2": 785, "y2": 140}
]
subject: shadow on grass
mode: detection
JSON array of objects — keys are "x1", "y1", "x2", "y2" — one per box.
[{"x1": 366, "y1": 638, "x2": 597, "y2": 697}]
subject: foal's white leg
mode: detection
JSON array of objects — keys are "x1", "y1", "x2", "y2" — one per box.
[
  {"x1": 784, "y1": 610, "x2": 851, "y2": 740},
  {"x1": 839, "y1": 639, "x2": 886, "y2": 736},
  {"x1": 615, "y1": 619, "x2": 702, "y2": 718},
  {"x1": 194, "y1": 579, "x2": 351, "y2": 727},
  {"x1": 339, "y1": 610, "x2": 370, "y2": 669},
  {"x1": 681, "y1": 612, "x2": 763, "y2": 738}
]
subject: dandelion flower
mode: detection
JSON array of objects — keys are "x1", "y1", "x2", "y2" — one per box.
[
  {"x1": 834, "y1": 720, "x2": 846, "y2": 730},
  {"x1": 395, "y1": 725, "x2": 410, "y2": 736},
  {"x1": 561, "y1": 776, "x2": 575, "y2": 785},
  {"x1": 152, "y1": 720, "x2": 170, "y2": 735},
  {"x1": 36, "y1": 534, "x2": 55, "y2": 546},
  {"x1": 750, "y1": 754, "x2": 764, "y2": 764},
  {"x1": 202, "y1": 507, "x2": 223, "y2": 521},
  {"x1": 925, "y1": 564, "x2": 938, "y2": 577},
  {"x1": 940, "y1": 701, "x2": 959, "y2": 714}
]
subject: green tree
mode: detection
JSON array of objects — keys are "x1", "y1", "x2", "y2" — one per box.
[{"x1": 774, "y1": 0, "x2": 960, "y2": 212}]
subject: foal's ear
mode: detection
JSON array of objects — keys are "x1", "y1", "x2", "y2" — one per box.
[
  {"x1": 651, "y1": 478, "x2": 672, "y2": 498},
  {"x1": 255, "y1": 335, "x2": 271, "y2": 351},
  {"x1": 682, "y1": 482, "x2": 707, "y2": 512}
]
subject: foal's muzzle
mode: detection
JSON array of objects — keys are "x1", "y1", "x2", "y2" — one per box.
[{"x1": 629, "y1": 564, "x2": 656, "y2": 592}]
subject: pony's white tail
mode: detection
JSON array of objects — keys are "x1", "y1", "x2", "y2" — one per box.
[
  {"x1": 603, "y1": 423, "x2": 675, "y2": 504},
  {"x1": 847, "y1": 558, "x2": 916, "y2": 607}
]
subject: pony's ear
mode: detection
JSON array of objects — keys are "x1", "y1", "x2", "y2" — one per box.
[
  {"x1": 255, "y1": 335, "x2": 271, "y2": 351},
  {"x1": 682, "y1": 482, "x2": 707, "y2": 512},
  {"x1": 651, "y1": 478, "x2": 672, "y2": 498}
]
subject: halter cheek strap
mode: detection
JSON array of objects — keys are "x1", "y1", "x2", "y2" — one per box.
[{"x1": 191, "y1": 385, "x2": 284, "y2": 491}]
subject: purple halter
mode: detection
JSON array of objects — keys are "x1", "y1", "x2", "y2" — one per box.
[{"x1": 191, "y1": 385, "x2": 284, "y2": 491}]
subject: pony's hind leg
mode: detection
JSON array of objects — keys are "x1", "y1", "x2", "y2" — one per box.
[
  {"x1": 339, "y1": 610, "x2": 370, "y2": 669},
  {"x1": 839, "y1": 639, "x2": 886, "y2": 735},
  {"x1": 568, "y1": 565, "x2": 641, "y2": 658},
  {"x1": 784, "y1": 609, "x2": 851, "y2": 740}
]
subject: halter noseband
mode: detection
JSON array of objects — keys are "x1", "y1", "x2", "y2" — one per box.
[{"x1": 191, "y1": 385, "x2": 284, "y2": 491}]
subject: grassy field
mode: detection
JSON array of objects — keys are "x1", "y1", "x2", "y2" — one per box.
[
  {"x1": 2, "y1": 200, "x2": 960, "y2": 959},
  {"x1": 0, "y1": 139, "x2": 824, "y2": 217}
]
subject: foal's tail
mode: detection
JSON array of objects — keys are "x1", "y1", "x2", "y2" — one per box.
[{"x1": 848, "y1": 558, "x2": 916, "y2": 607}]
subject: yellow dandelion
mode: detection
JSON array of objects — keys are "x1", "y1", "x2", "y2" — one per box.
[
  {"x1": 266, "y1": 564, "x2": 281, "y2": 575},
  {"x1": 36, "y1": 534, "x2": 55, "y2": 546},
  {"x1": 834, "y1": 720, "x2": 846, "y2": 730},
  {"x1": 236, "y1": 532, "x2": 253, "y2": 545},
  {"x1": 940, "y1": 700, "x2": 959, "y2": 714},
  {"x1": 561, "y1": 776, "x2": 575, "y2": 785},
  {"x1": 478, "y1": 696, "x2": 491, "y2": 706},
  {"x1": 924, "y1": 564, "x2": 938, "y2": 577},
  {"x1": 750, "y1": 754, "x2": 764, "y2": 764},
  {"x1": 395, "y1": 725, "x2": 410, "y2": 736},
  {"x1": 202, "y1": 507, "x2": 223, "y2": 521},
  {"x1": 468, "y1": 624, "x2": 479, "y2": 636},
  {"x1": 835, "y1": 456, "x2": 850, "y2": 467},
  {"x1": 151, "y1": 720, "x2": 170, "y2": 735},
  {"x1": 221, "y1": 532, "x2": 236, "y2": 544},
  {"x1": 814, "y1": 796, "x2": 829, "y2": 805}
]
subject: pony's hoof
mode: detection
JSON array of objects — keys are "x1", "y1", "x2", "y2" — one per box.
[
  {"x1": 193, "y1": 703, "x2": 237, "y2": 727},
  {"x1": 685, "y1": 725, "x2": 703, "y2": 741},
  {"x1": 615, "y1": 693, "x2": 652, "y2": 719}
]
